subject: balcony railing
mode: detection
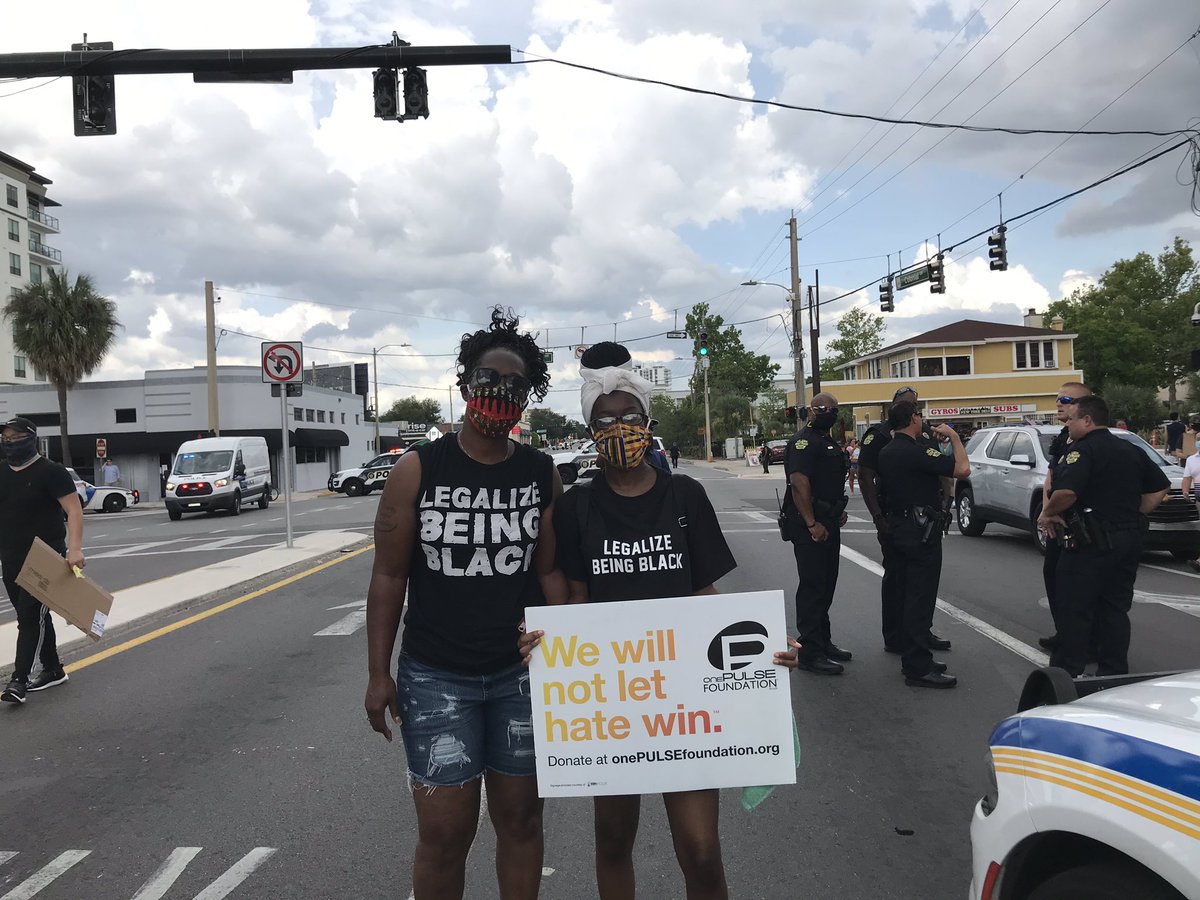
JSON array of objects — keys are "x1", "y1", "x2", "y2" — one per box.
[
  {"x1": 29, "y1": 238, "x2": 62, "y2": 263},
  {"x1": 27, "y1": 207, "x2": 59, "y2": 232}
]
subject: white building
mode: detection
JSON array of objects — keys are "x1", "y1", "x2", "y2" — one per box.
[
  {"x1": 0, "y1": 366, "x2": 377, "y2": 495},
  {"x1": 632, "y1": 363, "x2": 673, "y2": 393},
  {"x1": 1, "y1": 150, "x2": 62, "y2": 386}
]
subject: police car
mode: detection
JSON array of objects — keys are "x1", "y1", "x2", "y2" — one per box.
[
  {"x1": 971, "y1": 668, "x2": 1199, "y2": 899},
  {"x1": 548, "y1": 441, "x2": 598, "y2": 484},
  {"x1": 327, "y1": 449, "x2": 407, "y2": 496},
  {"x1": 67, "y1": 467, "x2": 140, "y2": 513}
]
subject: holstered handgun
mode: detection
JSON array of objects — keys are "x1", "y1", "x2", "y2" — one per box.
[
  {"x1": 911, "y1": 505, "x2": 941, "y2": 544},
  {"x1": 814, "y1": 496, "x2": 850, "y2": 521}
]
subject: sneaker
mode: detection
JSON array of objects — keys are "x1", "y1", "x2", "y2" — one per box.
[
  {"x1": 27, "y1": 668, "x2": 68, "y2": 692},
  {"x1": 1, "y1": 678, "x2": 27, "y2": 704}
]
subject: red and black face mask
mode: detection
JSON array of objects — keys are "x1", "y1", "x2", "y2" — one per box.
[{"x1": 465, "y1": 367, "x2": 530, "y2": 438}]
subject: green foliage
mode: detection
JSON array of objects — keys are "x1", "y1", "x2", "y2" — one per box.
[
  {"x1": 819, "y1": 306, "x2": 887, "y2": 383},
  {"x1": 1101, "y1": 383, "x2": 1164, "y2": 431},
  {"x1": 381, "y1": 396, "x2": 444, "y2": 424},
  {"x1": 4, "y1": 270, "x2": 120, "y2": 468},
  {"x1": 755, "y1": 386, "x2": 789, "y2": 439},
  {"x1": 528, "y1": 408, "x2": 586, "y2": 441},
  {"x1": 1046, "y1": 237, "x2": 1200, "y2": 396},
  {"x1": 649, "y1": 394, "x2": 705, "y2": 456},
  {"x1": 684, "y1": 303, "x2": 780, "y2": 401}
]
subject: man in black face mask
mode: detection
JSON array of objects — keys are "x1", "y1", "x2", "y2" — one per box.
[
  {"x1": 1, "y1": 418, "x2": 85, "y2": 705},
  {"x1": 784, "y1": 392, "x2": 852, "y2": 674}
]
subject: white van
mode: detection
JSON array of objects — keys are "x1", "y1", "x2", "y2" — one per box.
[{"x1": 165, "y1": 436, "x2": 272, "y2": 521}]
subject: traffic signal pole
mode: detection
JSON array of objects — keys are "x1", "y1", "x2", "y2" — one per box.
[{"x1": 788, "y1": 216, "x2": 807, "y2": 410}]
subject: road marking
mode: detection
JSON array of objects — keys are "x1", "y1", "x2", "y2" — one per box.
[
  {"x1": 837, "y1": 545, "x2": 1049, "y2": 667},
  {"x1": 129, "y1": 527, "x2": 143, "y2": 532},
  {"x1": 65, "y1": 545, "x2": 374, "y2": 674},
  {"x1": 0, "y1": 850, "x2": 90, "y2": 899},
  {"x1": 88, "y1": 540, "x2": 177, "y2": 559},
  {"x1": 1134, "y1": 589, "x2": 1200, "y2": 619},
  {"x1": 268, "y1": 517, "x2": 283, "y2": 522},
  {"x1": 131, "y1": 847, "x2": 203, "y2": 900},
  {"x1": 178, "y1": 536, "x2": 257, "y2": 554},
  {"x1": 315, "y1": 600, "x2": 368, "y2": 636},
  {"x1": 0, "y1": 852, "x2": 15, "y2": 867},
  {"x1": 192, "y1": 847, "x2": 277, "y2": 900},
  {"x1": 1142, "y1": 562, "x2": 1200, "y2": 580}
]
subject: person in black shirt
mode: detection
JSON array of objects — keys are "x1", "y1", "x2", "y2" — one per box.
[
  {"x1": 784, "y1": 392, "x2": 851, "y2": 675},
  {"x1": 876, "y1": 401, "x2": 970, "y2": 688},
  {"x1": 1165, "y1": 411, "x2": 1186, "y2": 458},
  {"x1": 364, "y1": 308, "x2": 567, "y2": 900},
  {"x1": 1038, "y1": 396, "x2": 1170, "y2": 677},
  {"x1": 1, "y1": 417, "x2": 85, "y2": 705},
  {"x1": 525, "y1": 342, "x2": 797, "y2": 900}
]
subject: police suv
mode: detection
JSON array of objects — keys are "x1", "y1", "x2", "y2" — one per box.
[
  {"x1": 328, "y1": 449, "x2": 406, "y2": 496},
  {"x1": 971, "y1": 668, "x2": 1199, "y2": 900}
]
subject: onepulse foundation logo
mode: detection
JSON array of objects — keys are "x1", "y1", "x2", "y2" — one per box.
[{"x1": 703, "y1": 621, "x2": 778, "y2": 692}]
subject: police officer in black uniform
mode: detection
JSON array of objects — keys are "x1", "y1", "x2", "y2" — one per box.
[
  {"x1": 877, "y1": 400, "x2": 971, "y2": 688},
  {"x1": 1038, "y1": 396, "x2": 1169, "y2": 677},
  {"x1": 785, "y1": 392, "x2": 851, "y2": 675},
  {"x1": 858, "y1": 386, "x2": 953, "y2": 654}
]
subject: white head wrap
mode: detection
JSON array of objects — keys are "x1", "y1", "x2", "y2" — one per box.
[{"x1": 580, "y1": 362, "x2": 654, "y2": 424}]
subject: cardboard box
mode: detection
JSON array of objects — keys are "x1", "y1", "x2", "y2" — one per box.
[{"x1": 15, "y1": 538, "x2": 113, "y2": 642}]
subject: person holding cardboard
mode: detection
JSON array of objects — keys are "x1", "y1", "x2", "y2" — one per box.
[{"x1": 1, "y1": 417, "x2": 85, "y2": 704}]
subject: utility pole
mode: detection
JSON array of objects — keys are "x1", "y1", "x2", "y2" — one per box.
[
  {"x1": 372, "y1": 348, "x2": 381, "y2": 452},
  {"x1": 448, "y1": 385, "x2": 455, "y2": 434},
  {"x1": 702, "y1": 358, "x2": 714, "y2": 463},
  {"x1": 204, "y1": 280, "x2": 219, "y2": 436},
  {"x1": 789, "y1": 216, "x2": 806, "y2": 409},
  {"x1": 809, "y1": 270, "x2": 822, "y2": 395}
]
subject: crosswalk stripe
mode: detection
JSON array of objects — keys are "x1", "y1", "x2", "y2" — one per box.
[
  {"x1": 0, "y1": 850, "x2": 90, "y2": 899},
  {"x1": 192, "y1": 848, "x2": 277, "y2": 900},
  {"x1": 0, "y1": 852, "x2": 16, "y2": 867},
  {"x1": 131, "y1": 847, "x2": 203, "y2": 900}
]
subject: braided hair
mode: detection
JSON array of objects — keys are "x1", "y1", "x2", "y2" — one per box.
[{"x1": 456, "y1": 307, "x2": 550, "y2": 401}]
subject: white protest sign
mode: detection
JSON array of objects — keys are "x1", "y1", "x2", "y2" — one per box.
[{"x1": 525, "y1": 590, "x2": 796, "y2": 798}]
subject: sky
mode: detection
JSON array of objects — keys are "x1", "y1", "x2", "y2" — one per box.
[{"x1": 2, "y1": 0, "x2": 1198, "y2": 420}]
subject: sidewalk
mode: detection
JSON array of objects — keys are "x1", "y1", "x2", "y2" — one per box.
[{"x1": 680, "y1": 457, "x2": 787, "y2": 479}]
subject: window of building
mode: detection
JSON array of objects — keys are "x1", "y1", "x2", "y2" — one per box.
[
  {"x1": 7, "y1": 218, "x2": 17, "y2": 241},
  {"x1": 340, "y1": 413, "x2": 345, "y2": 424},
  {"x1": 32, "y1": 366, "x2": 45, "y2": 382},
  {"x1": 5, "y1": 185, "x2": 17, "y2": 208},
  {"x1": 13, "y1": 356, "x2": 26, "y2": 378},
  {"x1": 115, "y1": 408, "x2": 137, "y2": 423},
  {"x1": 356, "y1": 414, "x2": 360, "y2": 425},
  {"x1": 316, "y1": 410, "x2": 325, "y2": 423},
  {"x1": 918, "y1": 357, "x2": 944, "y2": 377},
  {"x1": 305, "y1": 408, "x2": 315, "y2": 422},
  {"x1": 867, "y1": 358, "x2": 882, "y2": 379},
  {"x1": 293, "y1": 407, "x2": 303, "y2": 422},
  {"x1": 316, "y1": 447, "x2": 327, "y2": 463},
  {"x1": 29, "y1": 262, "x2": 41, "y2": 284},
  {"x1": 946, "y1": 355, "x2": 971, "y2": 376},
  {"x1": 8, "y1": 253, "x2": 19, "y2": 276},
  {"x1": 1014, "y1": 341, "x2": 1056, "y2": 370}
]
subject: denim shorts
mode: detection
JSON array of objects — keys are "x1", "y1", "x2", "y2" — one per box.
[{"x1": 396, "y1": 654, "x2": 536, "y2": 787}]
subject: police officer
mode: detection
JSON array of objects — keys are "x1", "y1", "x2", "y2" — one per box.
[
  {"x1": 785, "y1": 392, "x2": 851, "y2": 675},
  {"x1": 877, "y1": 400, "x2": 970, "y2": 688},
  {"x1": 858, "y1": 386, "x2": 952, "y2": 654},
  {"x1": 1038, "y1": 396, "x2": 1169, "y2": 677}
]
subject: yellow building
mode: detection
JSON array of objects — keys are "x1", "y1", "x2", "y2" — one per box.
[{"x1": 814, "y1": 314, "x2": 1082, "y2": 432}]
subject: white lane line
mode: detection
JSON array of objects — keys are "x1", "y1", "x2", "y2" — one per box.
[
  {"x1": 181, "y1": 536, "x2": 257, "y2": 553},
  {"x1": 0, "y1": 850, "x2": 91, "y2": 899},
  {"x1": 128, "y1": 527, "x2": 143, "y2": 532},
  {"x1": 268, "y1": 517, "x2": 283, "y2": 522},
  {"x1": 131, "y1": 847, "x2": 203, "y2": 900},
  {"x1": 0, "y1": 852, "x2": 15, "y2": 867},
  {"x1": 192, "y1": 847, "x2": 277, "y2": 900},
  {"x1": 1142, "y1": 562, "x2": 1200, "y2": 580},
  {"x1": 88, "y1": 540, "x2": 178, "y2": 559},
  {"x1": 837, "y1": 545, "x2": 1049, "y2": 667},
  {"x1": 240, "y1": 523, "x2": 256, "y2": 528}
]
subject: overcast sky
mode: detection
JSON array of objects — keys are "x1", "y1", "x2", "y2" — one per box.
[{"x1": 3, "y1": 0, "x2": 1197, "y2": 419}]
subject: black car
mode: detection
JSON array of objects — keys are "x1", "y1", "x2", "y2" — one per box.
[{"x1": 765, "y1": 440, "x2": 790, "y2": 464}]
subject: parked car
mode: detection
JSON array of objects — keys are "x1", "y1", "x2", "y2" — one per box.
[
  {"x1": 955, "y1": 423, "x2": 1200, "y2": 559},
  {"x1": 548, "y1": 441, "x2": 598, "y2": 484},
  {"x1": 66, "y1": 468, "x2": 139, "y2": 513},
  {"x1": 765, "y1": 440, "x2": 789, "y2": 464},
  {"x1": 328, "y1": 448, "x2": 407, "y2": 496},
  {"x1": 970, "y1": 667, "x2": 1200, "y2": 899}
]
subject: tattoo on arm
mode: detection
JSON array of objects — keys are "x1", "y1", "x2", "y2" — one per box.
[{"x1": 375, "y1": 501, "x2": 400, "y2": 533}]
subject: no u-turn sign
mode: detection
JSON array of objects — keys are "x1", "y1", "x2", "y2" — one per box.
[{"x1": 262, "y1": 342, "x2": 303, "y2": 383}]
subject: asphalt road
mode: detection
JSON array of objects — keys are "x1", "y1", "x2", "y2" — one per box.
[{"x1": 1, "y1": 464, "x2": 1197, "y2": 898}]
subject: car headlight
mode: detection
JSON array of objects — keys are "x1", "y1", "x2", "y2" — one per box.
[
  {"x1": 214, "y1": 478, "x2": 230, "y2": 488},
  {"x1": 980, "y1": 749, "x2": 999, "y2": 816},
  {"x1": 165, "y1": 482, "x2": 176, "y2": 491}
]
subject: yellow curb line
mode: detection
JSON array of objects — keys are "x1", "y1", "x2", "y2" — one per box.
[{"x1": 65, "y1": 543, "x2": 375, "y2": 674}]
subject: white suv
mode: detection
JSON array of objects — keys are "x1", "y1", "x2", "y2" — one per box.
[{"x1": 955, "y1": 424, "x2": 1200, "y2": 560}]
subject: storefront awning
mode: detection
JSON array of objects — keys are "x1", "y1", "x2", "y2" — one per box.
[{"x1": 291, "y1": 428, "x2": 349, "y2": 448}]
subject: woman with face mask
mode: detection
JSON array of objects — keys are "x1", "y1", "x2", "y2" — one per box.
[
  {"x1": 364, "y1": 307, "x2": 567, "y2": 900},
  {"x1": 524, "y1": 342, "x2": 798, "y2": 900}
]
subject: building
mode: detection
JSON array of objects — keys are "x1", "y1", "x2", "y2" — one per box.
[
  {"x1": 632, "y1": 362, "x2": 673, "y2": 394},
  {"x1": 1, "y1": 151, "x2": 63, "y2": 386},
  {"x1": 826, "y1": 312, "x2": 1082, "y2": 434},
  {"x1": 0, "y1": 366, "x2": 377, "y2": 495}
]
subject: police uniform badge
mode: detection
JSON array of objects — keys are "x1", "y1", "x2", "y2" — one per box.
[
  {"x1": 863, "y1": 434, "x2": 874, "y2": 445},
  {"x1": 925, "y1": 447, "x2": 941, "y2": 458},
  {"x1": 795, "y1": 439, "x2": 809, "y2": 450},
  {"x1": 1066, "y1": 450, "x2": 1080, "y2": 464}
]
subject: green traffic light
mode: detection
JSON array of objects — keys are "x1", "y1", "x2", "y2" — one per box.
[{"x1": 699, "y1": 347, "x2": 709, "y2": 356}]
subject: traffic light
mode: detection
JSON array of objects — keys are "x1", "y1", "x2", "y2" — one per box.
[
  {"x1": 698, "y1": 331, "x2": 710, "y2": 357},
  {"x1": 930, "y1": 253, "x2": 946, "y2": 294},
  {"x1": 988, "y1": 224, "x2": 1008, "y2": 272},
  {"x1": 373, "y1": 68, "x2": 399, "y2": 119},
  {"x1": 879, "y1": 279, "x2": 894, "y2": 313},
  {"x1": 72, "y1": 74, "x2": 116, "y2": 135},
  {"x1": 402, "y1": 67, "x2": 430, "y2": 120}
]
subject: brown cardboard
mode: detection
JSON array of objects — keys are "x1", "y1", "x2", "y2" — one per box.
[{"x1": 15, "y1": 538, "x2": 113, "y2": 642}]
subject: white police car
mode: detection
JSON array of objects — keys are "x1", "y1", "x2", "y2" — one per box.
[
  {"x1": 67, "y1": 467, "x2": 139, "y2": 513},
  {"x1": 971, "y1": 668, "x2": 1199, "y2": 899},
  {"x1": 327, "y1": 449, "x2": 407, "y2": 496}
]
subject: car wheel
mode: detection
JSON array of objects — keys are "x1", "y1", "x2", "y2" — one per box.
[
  {"x1": 102, "y1": 494, "x2": 126, "y2": 513},
  {"x1": 343, "y1": 479, "x2": 365, "y2": 497},
  {"x1": 1027, "y1": 861, "x2": 1183, "y2": 900},
  {"x1": 558, "y1": 463, "x2": 578, "y2": 485},
  {"x1": 230, "y1": 492, "x2": 242, "y2": 516},
  {"x1": 956, "y1": 488, "x2": 986, "y2": 537},
  {"x1": 167, "y1": 507, "x2": 183, "y2": 521},
  {"x1": 1030, "y1": 499, "x2": 1048, "y2": 555},
  {"x1": 258, "y1": 489, "x2": 269, "y2": 510}
]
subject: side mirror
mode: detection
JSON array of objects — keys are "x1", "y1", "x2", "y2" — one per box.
[
  {"x1": 1009, "y1": 454, "x2": 1035, "y2": 467},
  {"x1": 235, "y1": 463, "x2": 246, "y2": 476}
]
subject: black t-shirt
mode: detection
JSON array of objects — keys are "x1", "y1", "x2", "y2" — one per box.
[
  {"x1": 784, "y1": 426, "x2": 848, "y2": 502},
  {"x1": 0, "y1": 457, "x2": 76, "y2": 560},
  {"x1": 1051, "y1": 428, "x2": 1170, "y2": 526},
  {"x1": 401, "y1": 434, "x2": 553, "y2": 676},
  {"x1": 1166, "y1": 420, "x2": 1185, "y2": 452},
  {"x1": 1047, "y1": 425, "x2": 1071, "y2": 466},
  {"x1": 858, "y1": 421, "x2": 939, "y2": 504},
  {"x1": 554, "y1": 470, "x2": 735, "y2": 603},
  {"x1": 877, "y1": 432, "x2": 956, "y2": 512}
]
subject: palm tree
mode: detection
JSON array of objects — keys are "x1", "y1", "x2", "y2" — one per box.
[{"x1": 4, "y1": 269, "x2": 120, "y2": 468}]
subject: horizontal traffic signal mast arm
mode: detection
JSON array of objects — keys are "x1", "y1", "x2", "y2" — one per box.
[{"x1": 0, "y1": 43, "x2": 512, "y2": 78}]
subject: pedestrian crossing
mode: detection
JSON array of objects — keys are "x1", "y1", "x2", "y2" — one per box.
[{"x1": 0, "y1": 847, "x2": 276, "y2": 899}]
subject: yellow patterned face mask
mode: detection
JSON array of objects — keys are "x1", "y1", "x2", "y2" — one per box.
[{"x1": 593, "y1": 422, "x2": 652, "y2": 471}]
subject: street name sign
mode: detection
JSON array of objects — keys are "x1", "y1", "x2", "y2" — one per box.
[{"x1": 895, "y1": 265, "x2": 932, "y2": 290}]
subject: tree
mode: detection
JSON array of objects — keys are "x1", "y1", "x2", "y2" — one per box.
[
  {"x1": 1102, "y1": 382, "x2": 1163, "y2": 432},
  {"x1": 649, "y1": 394, "x2": 704, "y2": 456},
  {"x1": 684, "y1": 303, "x2": 780, "y2": 402},
  {"x1": 4, "y1": 270, "x2": 119, "y2": 468},
  {"x1": 381, "y1": 396, "x2": 443, "y2": 424},
  {"x1": 819, "y1": 306, "x2": 886, "y2": 383},
  {"x1": 528, "y1": 408, "x2": 585, "y2": 441}
]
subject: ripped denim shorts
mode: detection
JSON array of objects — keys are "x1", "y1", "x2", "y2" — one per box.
[{"x1": 396, "y1": 653, "x2": 536, "y2": 787}]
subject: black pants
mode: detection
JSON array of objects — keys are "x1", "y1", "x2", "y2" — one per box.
[
  {"x1": 1050, "y1": 530, "x2": 1141, "y2": 677},
  {"x1": 1043, "y1": 538, "x2": 1060, "y2": 620},
  {"x1": 889, "y1": 518, "x2": 943, "y2": 676},
  {"x1": 762, "y1": 454, "x2": 770, "y2": 473},
  {"x1": 2, "y1": 555, "x2": 62, "y2": 682},
  {"x1": 877, "y1": 528, "x2": 905, "y2": 648},
  {"x1": 792, "y1": 521, "x2": 840, "y2": 658}
]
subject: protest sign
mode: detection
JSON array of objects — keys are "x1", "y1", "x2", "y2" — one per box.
[{"x1": 525, "y1": 590, "x2": 796, "y2": 798}]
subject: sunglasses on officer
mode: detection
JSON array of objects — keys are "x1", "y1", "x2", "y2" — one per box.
[
  {"x1": 1055, "y1": 395, "x2": 1083, "y2": 405},
  {"x1": 468, "y1": 367, "x2": 531, "y2": 397},
  {"x1": 810, "y1": 404, "x2": 839, "y2": 414}
]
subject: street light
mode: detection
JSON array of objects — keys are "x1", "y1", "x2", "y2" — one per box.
[
  {"x1": 742, "y1": 280, "x2": 806, "y2": 408},
  {"x1": 373, "y1": 343, "x2": 411, "y2": 451}
]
